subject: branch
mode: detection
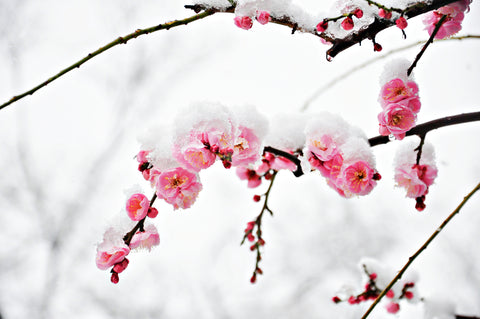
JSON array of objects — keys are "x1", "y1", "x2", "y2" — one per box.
[
  {"x1": 361, "y1": 181, "x2": 480, "y2": 319},
  {"x1": 407, "y1": 14, "x2": 448, "y2": 76},
  {"x1": 0, "y1": 10, "x2": 216, "y2": 111},
  {"x1": 301, "y1": 35, "x2": 480, "y2": 111},
  {"x1": 368, "y1": 111, "x2": 480, "y2": 147},
  {"x1": 327, "y1": 0, "x2": 460, "y2": 58}
]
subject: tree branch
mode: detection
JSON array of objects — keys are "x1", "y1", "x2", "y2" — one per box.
[
  {"x1": 0, "y1": 10, "x2": 216, "y2": 111},
  {"x1": 301, "y1": 35, "x2": 480, "y2": 111},
  {"x1": 327, "y1": 0, "x2": 460, "y2": 58},
  {"x1": 361, "y1": 181, "x2": 480, "y2": 319},
  {"x1": 368, "y1": 111, "x2": 480, "y2": 147}
]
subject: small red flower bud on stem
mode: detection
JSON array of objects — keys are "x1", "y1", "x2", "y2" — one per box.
[{"x1": 253, "y1": 195, "x2": 261, "y2": 202}]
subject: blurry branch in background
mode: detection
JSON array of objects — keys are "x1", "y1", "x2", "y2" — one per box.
[
  {"x1": 301, "y1": 34, "x2": 480, "y2": 111},
  {"x1": 0, "y1": 0, "x2": 462, "y2": 112},
  {"x1": 361, "y1": 181, "x2": 480, "y2": 319},
  {"x1": 0, "y1": 10, "x2": 215, "y2": 111}
]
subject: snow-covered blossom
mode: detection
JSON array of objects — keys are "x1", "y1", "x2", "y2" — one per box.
[
  {"x1": 156, "y1": 167, "x2": 203, "y2": 210},
  {"x1": 377, "y1": 60, "x2": 421, "y2": 140},
  {"x1": 129, "y1": 224, "x2": 160, "y2": 251},
  {"x1": 305, "y1": 113, "x2": 380, "y2": 197},
  {"x1": 125, "y1": 193, "x2": 150, "y2": 221},
  {"x1": 96, "y1": 227, "x2": 130, "y2": 270},
  {"x1": 422, "y1": 0, "x2": 472, "y2": 39},
  {"x1": 394, "y1": 141, "x2": 438, "y2": 211}
]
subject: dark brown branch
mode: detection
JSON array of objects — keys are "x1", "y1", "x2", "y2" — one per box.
[
  {"x1": 368, "y1": 111, "x2": 480, "y2": 147},
  {"x1": 327, "y1": 0, "x2": 459, "y2": 59},
  {"x1": 407, "y1": 14, "x2": 448, "y2": 76}
]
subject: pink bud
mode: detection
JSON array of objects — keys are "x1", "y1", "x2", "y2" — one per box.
[
  {"x1": 369, "y1": 273, "x2": 377, "y2": 280},
  {"x1": 256, "y1": 267, "x2": 263, "y2": 275},
  {"x1": 373, "y1": 43, "x2": 382, "y2": 52},
  {"x1": 250, "y1": 274, "x2": 257, "y2": 283},
  {"x1": 111, "y1": 272, "x2": 120, "y2": 284},
  {"x1": 353, "y1": 9, "x2": 363, "y2": 19},
  {"x1": 332, "y1": 296, "x2": 341, "y2": 303},
  {"x1": 147, "y1": 207, "x2": 158, "y2": 218},
  {"x1": 234, "y1": 16, "x2": 253, "y2": 30},
  {"x1": 253, "y1": 195, "x2": 261, "y2": 202},
  {"x1": 396, "y1": 16, "x2": 408, "y2": 30},
  {"x1": 405, "y1": 291, "x2": 414, "y2": 299},
  {"x1": 113, "y1": 258, "x2": 129, "y2": 273},
  {"x1": 385, "y1": 302, "x2": 400, "y2": 314},
  {"x1": 378, "y1": 8, "x2": 392, "y2": 19},
  {"x1": 247, "y1": 233, "x2": 255, "y2": 242},
  {"x1": 386, "y1": 290, "x2": 395, "y2": 298},
  {"x1": 316, "y1": 20, "x2": 329, "y2": 32},
  {"x1": 341, "y1": 17, "x2": 354, "y2": 30}
]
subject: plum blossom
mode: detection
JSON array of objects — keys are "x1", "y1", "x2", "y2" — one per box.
[
  {"x1": 155, "y1": 167, "x2": 203, "y2": 209},
  {"x1": 125, "y1": 193, "x2": 150, "y2": 221},
  {"x1": 378, "y1": 103, "x2": 417, "y2": 140},
  {"x1": 232, "y1": 126, "x2": 262, "y2": 167},
  {"x1": 96, "y1": 227, "x2": 130, "y2": 270},
  {"x1": 339, "y1": 161, "x2": 378, "y2": 196},
  {"x1": 379, "y1": 78, "x2": 420, "y2": 108},
  {"x1": 236, "y1": 167, "x2": 262, "y2": 188},
  {"x1": 130, "y1": 224, "x2": 160, "y2": 251},
  {"x1": 422, "y1": 0, "x2": 472, "y2": 39},
  {"x1": 395, "y1": 16, "x2": 408, "y2": 30},
  {"x1": 394, "y1": 141, "x2": 438, "y2": 211}
]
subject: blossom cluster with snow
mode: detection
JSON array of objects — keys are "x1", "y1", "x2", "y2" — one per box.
[
  {"x1": 422, "y1": 0, "x2": 472, "y2": 39},
  {"x1": 377, "y1": 59, "x2": 421, "y2": 140}
]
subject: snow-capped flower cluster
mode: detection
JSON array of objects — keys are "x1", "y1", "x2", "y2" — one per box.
[
  {"x1": 377, "y1": 59, "x2": 421, "y2": 140},
  {"x1": 333, "y1": 258, "x2": 420, "y2": 315},
  {"x1": 394, "y1": 141, "x2": 438, "y2": 211},
  {"x1": 305, "y1": 113, "x2": 380, "y2": 197},
  {"x1": 422, "y1": 0, "x2": 472, "y2": 39}
]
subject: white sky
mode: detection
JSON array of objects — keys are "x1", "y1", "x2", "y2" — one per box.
[{"x1": 0, "y1": 1, "x2": 479, "y2": 318}]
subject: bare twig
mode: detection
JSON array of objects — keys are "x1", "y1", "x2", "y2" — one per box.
[
  {"x1": 301, "y1": 35, "x2": 480, "y2": 111},
  {"x1": 407, "y1": 14, "x2": 448, "y2": 76},
  {"x1": 0, "y1": 10, "x2": 216, "y2": 111},
  {"x1": 361, "y1": 181, "x2": 480, "y2": 319}
]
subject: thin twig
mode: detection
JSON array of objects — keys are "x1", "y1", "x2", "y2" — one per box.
[
  {"x1": 301, "y1": 35, "x2": 480, "y2": 111},
  {"x1": 407, "y1": 14, "x2": 448, "y2": 76},
  {"x1": 0, "y1": 10, "x2": 216, "y2": 111},
  {"x1": 361, "y1": 181, "x2": 480, "y2": 319}
]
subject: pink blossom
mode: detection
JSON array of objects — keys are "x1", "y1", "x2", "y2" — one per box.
[
  {"x1": 341, "y1": 16, "x2": 354, "y2": 30},
  {"x1": 156, "y1": 167, "x2": 202, "y2": 209},
  {"x1": 129, "y1": 224, "x2": 160, "y2": 251},
  {"x1": 256, "y1": 11, "x2": 271, "y2": 25},
  {"x1": 307, "y1": 135, "x2": 339, "y2": 162},
  {"x1": 353, "y1": 9, "x2": 363, "y2": 19},
  {"x1": 234, "y1": 16, "x2": 253, "y2": 30},
  {"x1": 385, "y1": 302, "x2": 400, "y2": 314},
  {"x1": 236, "y1": 167, "x2": 262, "y2": 188},
  {"x1": 270, "y1": 155, "x2": 297, "y2": 171},
  {"x1": 396, "y1": 17, "x2": 408, "y2": 30},
  {"x1": 232, "y1": 127, "x2": 262, "y2": 167},
  {"x1": 395, "y1": 164, "x2": 437, "y2": 198},
  {"x1": 380, "y1": 78, "x2": 419, "y2": 107},
  {"x1": 378, "y1": 103, "x2": 417, "y2": 140},
  {"x1": 315, "y1": 153, "x2": 343, "y2": 180},
  {"x1": 96, "y1": 228, "x2": 130, "y2": 271},
  {"x1": 125, "y1": 193, "x2": 150, "y2": 221},
  {"x1": 340, "y1": 161, "x2": 377, "y2": 196},
  {"x1": 423, "y1": 1, "x2": 471, "y2": 39}
]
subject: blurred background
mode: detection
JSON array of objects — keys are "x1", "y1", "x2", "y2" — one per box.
[{"x1": 0, "y1": 0, "x2": 479, "y2": 318}]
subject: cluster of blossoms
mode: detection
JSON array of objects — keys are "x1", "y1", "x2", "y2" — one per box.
[
  {"x1": 394, "y1": 141, "x2": 438, "y2": 211},
  {"x1": 377, "y1": 59, "x2": 421, "y2": 140},
  {"x1": 333, "y1": 259, "x2": 419, "y2": 315},
  {"x1": 234, "y1": 10, "x2": 271, "y2": 30},
  {"x1": 305, "y1": 113, "x2": 380, "y2": 197},
  {"x1": 95, "y1": 223, "x2": 160, "y2": 284},
  {"x1": 243, "y1": 220, "x2": 265, "y2": 283},
  {"x1": 422, "y1": 0, "x2": 472, "y2": 39}
]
